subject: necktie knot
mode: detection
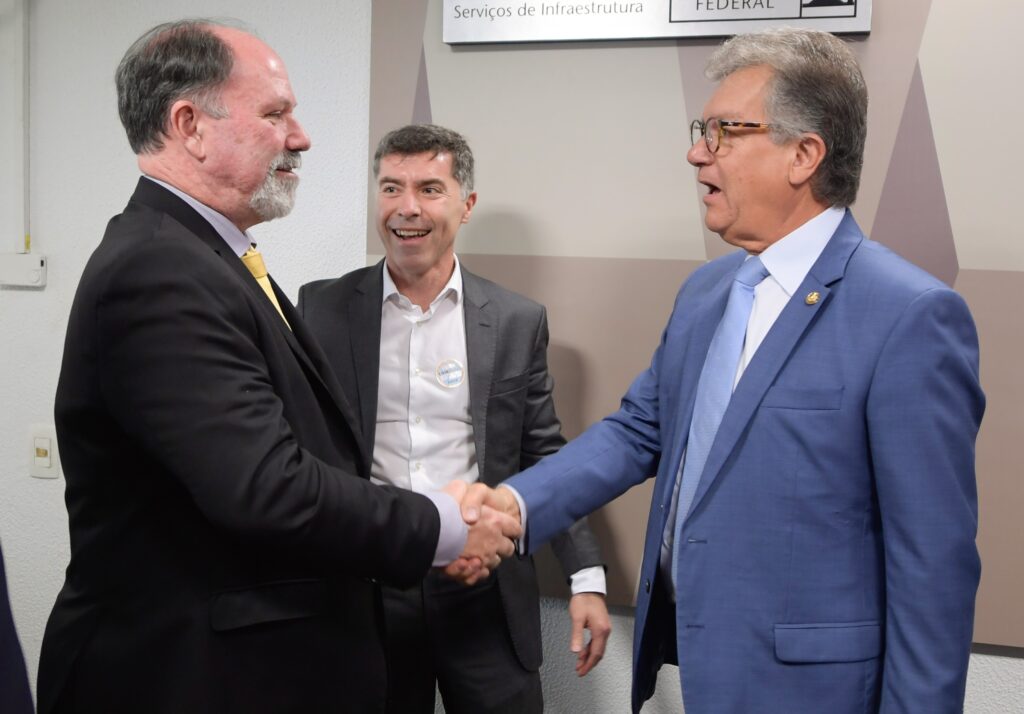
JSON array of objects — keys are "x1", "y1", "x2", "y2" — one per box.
[
  {"x1": 239, "y1": 245, "x2": 290, "y2": 329},
  {"x1": 735, "y1": 255, "x2": 769, "y2": 289},
  {"x1": 241, "y1": 246, "x2": 269, "y2": 280}
]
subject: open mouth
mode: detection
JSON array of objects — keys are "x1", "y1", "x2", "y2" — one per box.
[{"x1": 700, "y1": 179, "x2": 721, "y2": 197}]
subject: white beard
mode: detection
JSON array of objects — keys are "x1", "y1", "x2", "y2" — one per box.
[{"x1": 250, "y1": 151, "x2": 301, "y2": 221}]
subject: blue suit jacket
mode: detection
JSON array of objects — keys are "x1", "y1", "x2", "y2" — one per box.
[{"x1": 507, "y1": 212, "x2": 983, "y2": 713}]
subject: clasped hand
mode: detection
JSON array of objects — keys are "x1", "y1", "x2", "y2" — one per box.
[{"x1": 439, "y1": 481, "x2": 522, "y2": 586}]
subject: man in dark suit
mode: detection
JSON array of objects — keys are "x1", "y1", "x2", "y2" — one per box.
[
  {"x1": 470, "y1": 28, "x2": 984, "y2": 713},
  {"x1": 299, "y1": 124, "x2": 611, "y2": 713},
  {"x1": 0, "y1": 540, "x2": 33, "y2": 714},
  {"x1": 39, "y1": 21, "x2": 518, "y2": 714}
]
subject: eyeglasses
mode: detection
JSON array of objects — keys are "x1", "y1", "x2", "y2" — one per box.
[{"x1": 690, "y1": 118, "x2": 773, "y2": 154}]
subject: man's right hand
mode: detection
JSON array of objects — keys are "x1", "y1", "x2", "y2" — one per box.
[
  {"x1": 460, "y1": 483, "x2": 521, "y2": 525},
  {"x1": 440, "y1": 482, "x2": 521, "y2": 586}
]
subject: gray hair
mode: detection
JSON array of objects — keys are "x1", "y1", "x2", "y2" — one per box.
[
  {"x1": 116, "y1": 19, "x2": 242, "y2": 154},
  {"x1": 373, "y1": 124, "x2": 475, "y2": 198},
  {"x1": 706, "y1": 27, "x2": 867, "y2": 207}
]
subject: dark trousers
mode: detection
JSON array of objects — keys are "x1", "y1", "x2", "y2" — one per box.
[{"x1": 382, "y1": 570, "x2": 542, "y2": 714}]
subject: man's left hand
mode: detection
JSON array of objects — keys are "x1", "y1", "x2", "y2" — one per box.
[{"x1": 568, "y1": 592, "x2": 611, "y2": 676}]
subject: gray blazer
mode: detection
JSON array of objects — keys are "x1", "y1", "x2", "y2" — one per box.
[{"x1": 298, "y1": 261, "x2": 604, "y2": 669}]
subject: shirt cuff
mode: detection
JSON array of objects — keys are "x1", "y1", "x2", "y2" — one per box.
[
  {"x1": 569, "y1": 566, "x2": 607, "y2": 596},
  {"x1": 504, "y1": 485, "x2": 529, "y2": 555},
  {"x1": 424, "y1": 491, "x2": 468, "y2": 567}
]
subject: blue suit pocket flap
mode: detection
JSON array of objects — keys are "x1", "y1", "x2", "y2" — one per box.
[
  {"x1": 210, "y1": 579, "x2": 330, "y2": 631},
  {"x1": 761, "y1": 386, "x2": 843, "y2": 410},
  {"x1": 774, "y1": 621, "x2": 881, "y2": 663}
]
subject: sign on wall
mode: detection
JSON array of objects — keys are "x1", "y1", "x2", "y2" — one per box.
[{"x1": 444, "y1": 0, "x2": 869, "y2": 44}]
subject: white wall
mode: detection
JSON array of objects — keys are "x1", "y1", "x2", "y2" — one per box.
[{"x1": 1, "y1": 1, "x2": 1021, "y2": 711}]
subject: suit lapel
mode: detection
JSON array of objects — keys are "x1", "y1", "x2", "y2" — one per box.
[
  {"x1": 129, "y1": 178, "x2": 371, "y2": 465},
  {"x1": 687, "y1": 212, "x2": 865, "y2": 515},
  {"x1": 272, "y1": 277, "x2": 371, "y2": 466},
  {"x1": 657, "y1": 255, "x2": 743, "y2": 508},
  {"x1": 462, "y1": 268, "x2": 496, "y2": 483},
  {"x1": 350, "y1": 265, "x2": 385, "y2": 446}
]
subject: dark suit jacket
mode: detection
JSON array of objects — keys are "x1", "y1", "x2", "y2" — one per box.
[
  {"x1": 299, "y1": 261, "x2": 603, "y2": 670},
  {"x1": 39, "y1": 178, "x2": 441, "y2": 714},
  {"x1": 508, "y1": 212, "x2": 983, "y2": 713},
  {"x1": 0, "y1": 541, "x2": 33, "y2": 714}
]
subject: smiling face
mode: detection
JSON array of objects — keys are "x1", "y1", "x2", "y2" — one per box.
[
  {"x1": 375, "y1": 151, "x2": 476, "y2": 291},
  {"x1": 687, "y1": 64, "x2": 803, "y2": 254},
  {"x1": 198, "y1": 28, "x2": 311, "y2": 229}
]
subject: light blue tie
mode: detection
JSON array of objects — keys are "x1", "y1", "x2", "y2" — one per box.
[{"x1": 667, "y1": 256, "x2": 769, "y2": 589}]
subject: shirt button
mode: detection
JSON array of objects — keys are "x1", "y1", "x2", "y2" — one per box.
[
  {"x1": 414, "y1": 462, "x2": 422, "y2": 470},
  {"x1": 414, "y1": 368, "x2": 421, "y2": 376},
  {"x1": 415, "y1": 416, "x2": 422, "y2": 424}
]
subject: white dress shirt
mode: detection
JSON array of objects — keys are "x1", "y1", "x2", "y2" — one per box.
[
  {"x1": 737, "y1": 206, "x2": 845, "y2": 384},
  {"x1": 373, "y1": 258, "x2": 476, "y2": 492},
  {"x1": 375, "y1": 257, "x2": 605, "y2": 595}
]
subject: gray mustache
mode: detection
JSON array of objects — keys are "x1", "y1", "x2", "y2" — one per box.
[{"x1": 270, "y1": 151, "x2": 302, "y2": 172}]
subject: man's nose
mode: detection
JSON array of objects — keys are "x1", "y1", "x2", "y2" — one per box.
[
  {"x1": 288, "y1": 117, "x2": 311, "y2": 152},
  {"x1": 398, "y1": 191, "x2": 421, "y2": 216},
  {"x1": 687, "y1": 138, "x2": 712, "y2": 167}
]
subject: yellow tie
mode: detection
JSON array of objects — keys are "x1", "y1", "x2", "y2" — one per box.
[{"x1": 240, "y1": 246, "x2": 291, "y2": 329}]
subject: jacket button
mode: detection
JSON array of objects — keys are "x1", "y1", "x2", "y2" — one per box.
[{"x1": 645, "y1": 578, "x2": 651, "y2": 593}]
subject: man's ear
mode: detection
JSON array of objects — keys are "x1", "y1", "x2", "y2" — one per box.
[
  {"x1": 789, "y1": 132, "x2": 826, "y2": 188},
  {"x1": 461, "y1": 191, "x2": 478, "y2": 224},
  {"x1": 168, "y1": 99, "x2": 205, "y2": 159}
]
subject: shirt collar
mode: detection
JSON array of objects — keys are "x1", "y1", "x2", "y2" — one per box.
[
  {"x1": 382, "y1": 254, "x2": 463, "y2": 310},
  {"x1": 143, "y1": 175, "x2": 254, "y2": 257},
  {"x1": 757, "y1": 206, "x2": 845, "y2": 297}
]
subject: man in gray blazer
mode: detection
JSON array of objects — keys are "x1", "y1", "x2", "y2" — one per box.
[{"x1": 299, "y1": 124, "x2": 609, "y2": 713}]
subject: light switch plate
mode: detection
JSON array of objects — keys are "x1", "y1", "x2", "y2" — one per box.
[{"x1": 29, "y1": 424, "x2": 60, "y2": 478}]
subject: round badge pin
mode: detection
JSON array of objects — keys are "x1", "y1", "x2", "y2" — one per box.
[{"x1": 436, "y1": 359, "x2": 465, "y2": 389}]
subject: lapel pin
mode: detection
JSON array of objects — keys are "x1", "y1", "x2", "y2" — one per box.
[{"x1": 805, "y1": 291, "x2": 821, "y2": 306}]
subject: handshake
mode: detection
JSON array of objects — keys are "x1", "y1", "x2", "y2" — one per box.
[{"x1": 439, "y1": 481, "x2": 522, "y2": 586}]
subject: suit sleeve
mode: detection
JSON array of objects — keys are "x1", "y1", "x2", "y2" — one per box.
[
  {"x1": 519, "y1": 308, "x2": 604, "y2": 576},
  {"x1": 507, "y1": 307, "x2": 668, "y2": 553},
  {"x1": 867, "y1": 288, "x2": 983, "y2": 712},
  {"x1": 95, "y1": 239, "x2": 439, "y2": 588}
]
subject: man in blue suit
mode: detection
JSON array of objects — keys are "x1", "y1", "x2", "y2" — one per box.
[{"x1": 467, "y1": 27, "x2": 984, "y2": 713}]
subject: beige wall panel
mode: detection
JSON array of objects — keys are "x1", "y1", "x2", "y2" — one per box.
[
  {"x1": 422, "y1": 0, "x2": 705, "y2": 261},
  {"x1": 460, "y1": 253, "x2": 701, "y2": 605},
  {"x1": 920, "y1": 4, "x2": 1024, "y2": 272},
  {"x1": 852, "y1": 0, "x2": 933, "y2": 235},
  {"x1": 956, "y1": 270, "x2": 1024, "y2": 647},
  {"x1": 367, "y1": 0, "x2": 431, "y2": 253}
]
